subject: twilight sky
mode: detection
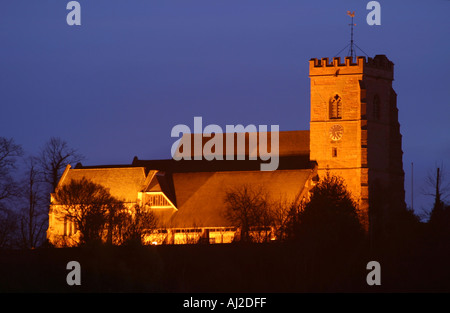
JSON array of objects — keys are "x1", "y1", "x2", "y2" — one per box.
[{"x1": 1, "y1": 0, "x2": 449, "y2": 215}]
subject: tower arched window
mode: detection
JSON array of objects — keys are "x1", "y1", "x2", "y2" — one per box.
[
  {"x1": 373, "y1": 95, "x2": 381, "y2": 120},
  {"x1": 329, "y1": 94, "x2": 342, "y2": 119}
]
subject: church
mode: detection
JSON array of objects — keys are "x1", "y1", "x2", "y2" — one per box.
[{"x1": 46, "y1": 54, "x2": 406, "y2": 246}]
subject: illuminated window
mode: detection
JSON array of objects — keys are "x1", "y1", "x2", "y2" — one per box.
[
  {"x1": 329, "y1": 94, "x2": 342, "y2": 119},
  {"x1": 143, "y1": 192, "x2": 172, "y2": 208},
  {"x1": 64, "y1": 217, "x2": 76, "y2": 236}
]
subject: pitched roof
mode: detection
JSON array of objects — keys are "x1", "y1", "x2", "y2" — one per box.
[
  {"x1": 57, "y1": 166, "x2": 147, "y2": 203},
  {"x1": 166, "y1": 168, "x2": 316, "y2": 228},
  {"x1": 65, "y1": 161, "x2": 317, "y2": 229}
]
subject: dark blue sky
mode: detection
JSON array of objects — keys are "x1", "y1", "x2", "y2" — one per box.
[{"x1": 1, "y1": 0, "x2": 449, "y2": 215}]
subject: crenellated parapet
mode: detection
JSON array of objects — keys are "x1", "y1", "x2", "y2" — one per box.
[
  {"x1": 309, "y1": 55, "x2": 394, "y2": 80},
  {"x1": 310, "y1": 56, "x2": 364, "y2": 67}
]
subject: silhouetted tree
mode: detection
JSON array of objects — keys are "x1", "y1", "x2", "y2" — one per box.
[
  {"x1": 422, "y1": 164, "x2": 449, "y2": 221},
  {"x1": 0, "y1": 137, "x2": 23, "y2": 248},
  {"x1": 0, "y1": 137, "x2": 23, "y2": 204},
  {"x1": 17, "y1": 157, "x2": 47, "y2": 248},
  {"x1": 426, "y1": 168, "x2": 450, "y2": 240},
  {"x1": 224, "y1": 185, "x2": 272, "y2": 242},
  {"x1": 53, "y1": 177, "x2": 124, "y2": 246},
  {"x1": 38, "y1": 137, "x2": 84, "y2": 193},
  {"x1": 119, "y1": 204, "x2": 158, "y2": 245},
  {"x1": 0, "y1": 209, "x2": 17, "y2": 248},
  {"x1": 271, "y1": 197, "x2": 303, "y2": 242},
  {"x1": 295, "y1": 172, "x2": 364, "y2": 251}
]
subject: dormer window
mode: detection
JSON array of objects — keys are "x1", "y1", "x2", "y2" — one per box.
[
  {"x1": 140, "y1": 191, "x2": 177, "y2": 210},
  {"x1": 144, "y1": 192, "x2": 172, "y2": 208}
]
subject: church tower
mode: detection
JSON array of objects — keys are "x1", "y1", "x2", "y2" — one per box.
[{"x1": 309, "y1": 55, "x2": 406, "y2": 233}]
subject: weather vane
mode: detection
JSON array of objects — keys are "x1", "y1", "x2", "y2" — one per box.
[
  {"x1": 334, "y1": 10, "x2": 367, "y2": 60},
  {"x1": 347, "y1": 11, "x2": 356, "y2": 59}
]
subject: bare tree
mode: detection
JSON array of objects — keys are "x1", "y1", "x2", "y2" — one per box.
[
  {"x1": 0, "y1": 137, "x2": 23, "y2": 248},
  {"x1": 271, "y1": 197, "x2": 303, "y2": 242},
  {"x1": 119, "y1": 204, "x2": 158, "y2": 245},
  {"x1": 423, "y1": 164, "x2": 449, "y2": 205},
  {"x1": 0, "y1": 137, "x2": 23, "y2": 203},
  {"x1": 0, "y1": 209, "x2": 17, "y2": 248},
  {"x1": 421, "y1": 164, "x2": 450, "y2": 226},
  {"x1": 421, "y1": 164, "x2": 450, "y2": 222},
  {"x1": 53, "y1": 177, "x2": 124, "y2": 246},
  {"x1": 17, "y1": 156, "x2": 47, "y2": 249},
  {"x1": 38, "y1": 137, "x2": 84, "y2": 192},
  {"x1": 224, "y1": 184, "x2": 273, "y2": 242}
]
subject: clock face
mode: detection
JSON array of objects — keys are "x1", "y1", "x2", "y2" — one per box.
[{"x1": 329, "y1": 124, "x2": 343, "y2": 141}]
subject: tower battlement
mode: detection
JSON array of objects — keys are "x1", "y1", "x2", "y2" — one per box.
[
  {"x1": 310, "y1": 56, "x2": 365, "y2": 68},
  {"x1": 309, "y1": 55, "x2": 394, "y2": 80},
  {"x1": 366, "y1": 55, "x2": 394, "y2": 71}
]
